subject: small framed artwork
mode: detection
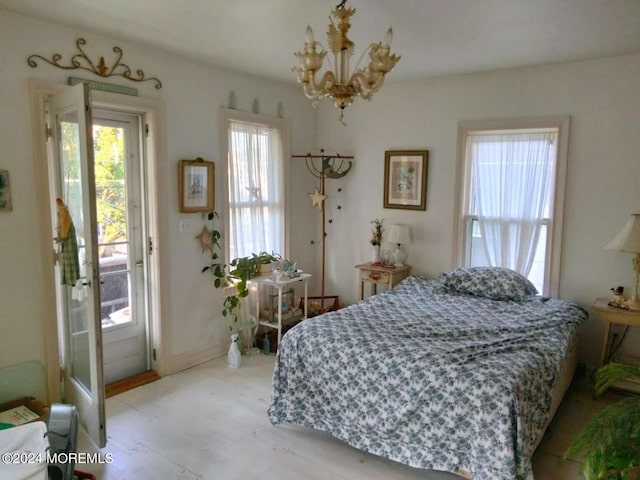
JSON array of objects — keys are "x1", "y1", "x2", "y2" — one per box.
[
  {"x1": 0, "y1": 170, "x2": 12, "y2": 211},
  {"x1": 383, "y1": 150, "x2": 428, "y2": 210},
  {"x1": 178, "y1": 159, "x2": 214, "y2": 213}
]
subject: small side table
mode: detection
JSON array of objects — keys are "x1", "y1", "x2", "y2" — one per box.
[
  {"x1": 593, "y1": 298, "x2": 640, "y2": 367},
  {"x1": 355, "y1": 262, "x2": 411, "y2": 300},
  {"x1": 250, "y1": 273, "x2": 311, "y2": 346}
]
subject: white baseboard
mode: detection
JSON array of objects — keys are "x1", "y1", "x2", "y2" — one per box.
[{"x1": 164, "y1": 341, "x2": 227, "y2": 375}]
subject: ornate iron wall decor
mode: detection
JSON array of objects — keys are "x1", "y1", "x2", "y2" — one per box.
[{"x1": 28, "y1": 38, "x2": 162, "y2": 89}]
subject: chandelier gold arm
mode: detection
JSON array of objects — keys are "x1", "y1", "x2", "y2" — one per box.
[
  {"x1": 302, "y1": 70, "x2": 336, "y2": 105},
  {"x1": 349, "y1": 70, "x2": 386, "y2": 101}
]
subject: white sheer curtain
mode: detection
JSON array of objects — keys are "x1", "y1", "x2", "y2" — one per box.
[
  {"x1": 468, "y1": 131, "x2": 556, "y2": 276},
  {"x1": 227, "y1": 120, "x2": 284, "y2": 260}
]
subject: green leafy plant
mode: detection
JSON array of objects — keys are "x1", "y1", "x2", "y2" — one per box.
[
  {"x1": 201, "y1": 213, "x2": 281, "y2": 330},
  {"x1": 565, "y1": 363, "x2": 640, "y2": 479},
  {"x1": 229, "y1": 250, "x2": 280, "y2": 286},
  {"x1": 199, "y1": 212, "x2": 223, "y2": 280},
  {"x1": 200, "y1": 211, "x2": 238, "y2": 327}
]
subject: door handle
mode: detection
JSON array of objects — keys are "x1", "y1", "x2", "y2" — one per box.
[{"x1": 135, "y1": 260, "x2": 143, "y2": 267}]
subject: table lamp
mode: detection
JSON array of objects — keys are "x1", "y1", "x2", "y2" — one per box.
[
  {"x1": 605, "y1": 213, "x2": 640, "y2": 310},
  {"x1": 387, "y1": 224, "x2": 411, "y2": 266}
]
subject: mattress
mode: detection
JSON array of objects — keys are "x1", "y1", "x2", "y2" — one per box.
[{"x1": 268, "y1": 275, "x2": 586, "y2": 480}]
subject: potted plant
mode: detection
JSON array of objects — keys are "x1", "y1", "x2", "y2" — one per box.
[
  {"x1": 370, "y1": 218, "x2": 384, "y2": 263},
  {"x1": 254, "y1": 251, "x2": 280, "y2": 274},
  {"x1": 201, "y1": 215, "x2": 281, "y2": 329},
  {"x1": 227, "y1": 251, "x2": 279, "y2": 292},
  {"x1": 565, "y1": 363, "x2": 640, "y2": 479},
  {"x1": 220, "y1": 252, "x2": 280, "y2": 328}
]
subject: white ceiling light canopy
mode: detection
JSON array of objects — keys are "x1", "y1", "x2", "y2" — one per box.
[{"x1": 293, "y1": 0, "x2": 401, "y2": 124}]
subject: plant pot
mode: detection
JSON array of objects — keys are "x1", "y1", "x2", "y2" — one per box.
[{"x1": 259, "y1": 262, "x2": 273, "y2": 274}]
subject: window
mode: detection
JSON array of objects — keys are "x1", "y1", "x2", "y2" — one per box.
[
  {"x1": 455, "y1": 118, "x2": 570, "y2": 296},
  {"x1": 221, "y1": 110, "x2": 289, "y2": 261}
]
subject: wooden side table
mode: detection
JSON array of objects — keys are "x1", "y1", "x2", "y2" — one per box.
[
  {"x1": 593, "y1": 298, "x2": 640, "y2": 367},
  {"x1": 355, "y1": 262, "x2": 411, "y2": 300}
]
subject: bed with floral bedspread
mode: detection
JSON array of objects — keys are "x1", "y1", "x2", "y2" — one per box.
[{"x1": 268, "y1": 270, "x2": 586, "y2": 480}]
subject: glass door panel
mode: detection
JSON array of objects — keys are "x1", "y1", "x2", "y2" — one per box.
[
  {"x1": 59, "y1": 110, "x2": 92, "y2": 392},
  {"x1": 51, "y1": 83, "x2": 106, "y2": 448},
  {"x1": 91, "y1": 112, "x2": 147, "y2": 385},
  {"x1": 93, "y1": 124, "x2": 133, "y2": 329}
]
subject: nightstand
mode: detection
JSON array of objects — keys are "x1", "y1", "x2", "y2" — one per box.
[
  {"x1": 355, "y1": 262, "x2": 411, "y2": 300},
  {"x1": 250, "y1": 273, "x2": 311, "y2": 346},
  {"x1": 593, "y1": 298, "x2": 640, "y2": 393},
  {"x1": 593, "y1": 298, "x2": 640, "y2": 367}
]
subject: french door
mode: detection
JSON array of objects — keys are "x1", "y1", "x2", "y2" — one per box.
[
  {"x1": 92, "y1": 110, "x2": 148, "y2": 385},
  {"x1": 50, "y1": 83, "x2": 106, "y2": 447}
]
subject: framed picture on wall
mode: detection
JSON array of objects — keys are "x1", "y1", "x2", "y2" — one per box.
[
  {"x1": 178, "y1": 158, "x2": 214, "y2": 212},
  {"x1": 383, "y1": 150, "x2": 429, "y2": 210}
]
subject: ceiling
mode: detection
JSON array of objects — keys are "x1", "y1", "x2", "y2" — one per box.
[{"x1": 3, "y1": 0, "x2": 640, "y2": 84}]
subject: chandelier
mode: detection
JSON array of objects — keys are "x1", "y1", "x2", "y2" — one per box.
[{"x1": 293, "y1": 0, "x2": 400, "y2": 123}]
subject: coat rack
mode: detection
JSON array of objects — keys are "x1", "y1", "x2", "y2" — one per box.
[{"x1": 293, "y1": 149, "x2": 353, "y2": 312}]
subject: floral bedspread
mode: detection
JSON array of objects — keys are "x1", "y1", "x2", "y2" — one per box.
[{"x1": 268, "y1": 275, "x2": 586, "y2": 480}]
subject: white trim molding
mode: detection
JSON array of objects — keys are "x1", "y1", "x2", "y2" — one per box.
[
  {"x1": 453, "y1": 116, "x2": 570, "y2": 297},
  {"x1": 218, "y1": 108, "x2": 292, "y2": 263},
  {"x1": 28, "y1": 79, "x2": 168, "y2": 404}
]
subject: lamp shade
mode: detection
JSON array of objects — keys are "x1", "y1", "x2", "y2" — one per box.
[
  {"x1": 605, "y1": 214, "x2": 640, "y2": 253},
  {"x1": 387, "y1": 224, "x2": 411, "y2": 245}
]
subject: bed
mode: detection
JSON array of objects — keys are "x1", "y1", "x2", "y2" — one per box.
[{"x1": 268, "y1": 268, "x2": 587, "y2": 480}]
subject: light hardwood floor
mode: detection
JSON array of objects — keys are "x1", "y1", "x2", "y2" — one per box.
[{"x1": 77, "y1": 355, "x2": 625, "y2": 480}]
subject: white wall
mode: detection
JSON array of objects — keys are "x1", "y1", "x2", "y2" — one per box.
[
  {"x1": 0, "y1": 11, "x2": 317, "y2": 383},
  {"x1": 317, "y1": 54, "x2": 640, "y2": 368},
  {"x1": 3, "y1": 10, "x2": 637, "y2": 387}
]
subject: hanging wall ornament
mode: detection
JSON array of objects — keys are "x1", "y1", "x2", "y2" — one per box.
[
  {"x1": 324, "y1": 183, "x2": 345, "y2": 235},
  {"x1": 27, "y1": 38, "x2": 162, "y2": 89},
  {"x1": 308, "y1": 187, "x2": 328, "y2": 210},
  {"x1": 196, "y1": 225, "x2": 214, "y2": 253},
  {"x1": 331, "y1": 185, "x2": 345, "y2": 221}
]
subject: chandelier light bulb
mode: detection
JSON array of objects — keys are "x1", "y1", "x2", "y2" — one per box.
[
  {"x1": 305, "y1": 25, "x2": 315, "y2": 45},
  {"x1": 384, "y1": 27, "x2": 393, "y2": 47}
]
